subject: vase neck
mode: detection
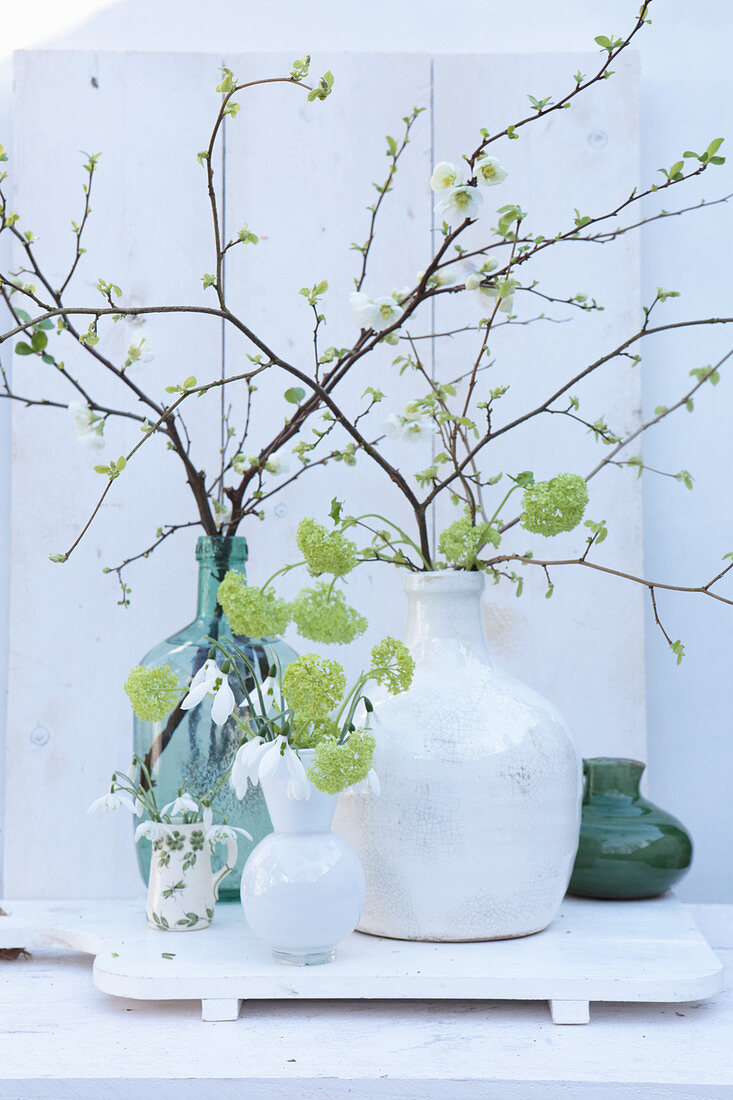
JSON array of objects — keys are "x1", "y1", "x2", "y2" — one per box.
[
  {"x1": 195, "y1": 536, "x2": 248, "y2": 622},
  {"x1": 404, "y1": 572, "x2": 493, "y2": 665},
  {"x1": 584, "y1": 757, "x2": 644, "y2": 799},
  {"x1": 261, "y1": 752, "x2": 337, "y2": 834}
]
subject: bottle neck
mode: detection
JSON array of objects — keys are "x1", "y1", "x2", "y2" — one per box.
[
  {"x1": 584, "y1": 757, "x2": 644, "y2": 799},
  {"x1": 403, "y1": 571, "x2": 493, "y2": 666},
  {"x1": 195, "y1": 536, "x2": 248, "y2": 622}
]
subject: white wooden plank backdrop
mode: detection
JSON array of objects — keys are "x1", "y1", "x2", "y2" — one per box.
[{"x1": 4, "y1": 49, "x2": 642, "y2": 898}]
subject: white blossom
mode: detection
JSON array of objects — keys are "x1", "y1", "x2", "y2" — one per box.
[
  {"x1": 475, "y1": 154, "x2": 508, "y2": 187},
  {"x1": 265, "y1": 453, "x2": 291, "y2": 476},
  {"x1": 430, "y1": 161, "x2": 463, "y2": 194},
  {"x1": 181, "y1": 659, "x2": 236, "y2": 726},
  {"x1": 434, "y1": 184, "x2": 483, "y2": 227},
  {"x1": 212, "y1": 499, "x2": 232, "y2": 530},
  {"x1": 69, "y1": 401, "x2": 104, "y2": 451},
  {"x1": 427, "y1": 270, "x2": 457, "y2": 287},
  {"x1": 350, "y1": 291, "x2": 404, "y2": 332},
  {"x1": 231, "y1": 736, "x2": 270, "y2": 799}
]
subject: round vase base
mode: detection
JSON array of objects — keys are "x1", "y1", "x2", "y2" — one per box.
[{"x1": 272, "y1": 947, "x2": 336, "y2": 967}]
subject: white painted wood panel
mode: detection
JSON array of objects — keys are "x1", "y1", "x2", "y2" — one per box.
[
  {"x1": 431, "y1": 53, "x2": 644, "y2": 758},
  {"x1": 4, "y1": 50, "x2": 643, "y2": 898}
]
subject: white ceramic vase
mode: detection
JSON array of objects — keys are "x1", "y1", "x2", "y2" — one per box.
[
  {"x1": 241, "y1": 749, "x2": 366, "y2": 964},
  {"x1": 333, "y1": 571, "x2": 583, "y2": 942},
  {"x1": 146, "y1": 823, "x2": 237, "y2": 932}
]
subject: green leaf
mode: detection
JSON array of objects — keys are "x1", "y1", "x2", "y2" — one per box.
[
  {"x1": 31, "y1": 330, "x2": 47, "y2": 352},
  {"x1": 48, "y1": 552, "x2": 68, "y2": 563},
  {"x1": 182, "y1": 376, "x2": 197, "y2": 389},
  {"x1": 14, "y1": 342, "x2": 33, "y2": 356},
  {"x1": 284, "y1": 386, "x2": 306, "y2": 404},
  {"x1": 670, "y1": 639, "x2": 685, "y2": 665},
  {"x1": 329, "y1": 497, "x2": 343, "y2": 524},
  {"x1": 594, "y1": 34, "x2": 612, "y2": 49}
]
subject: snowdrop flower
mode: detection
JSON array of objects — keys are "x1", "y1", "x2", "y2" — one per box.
[
  {"x1": 181, "y1": 659, "x2": 236, "y2": 726},
  {"x1": 88, "y1": 791, "x2": 136, "y2": 815},
  {"x1": 231, "y1": 736, "x2": 270, "y2": 799},
  {"x1": 134, "y1": 820, "x2": 173, "y2": 844},
  {"x1": 161, "y1": 792, "x2": 199, "y2": 819},
  {"x1": 259, "y1": 736, "x2": 312, "y2": 801},
  {"x1": 475, "y1": 154, "x2": 508, "y2": 187},
  {"x1": 430, "y1": 161, "x2": 463, "y2": 193},
  {"x1": 435, "y1": 184, "x2": 483, "y2": 227},
  {"x1": 69, "y1": 401, "x2": 104, "y2": 451},
  {"x1": 265, "y1": 453, "x2": 291, "y2": 476},
  {"x1": 206, "y1": 823, "x2": 253, "y2": 845}
]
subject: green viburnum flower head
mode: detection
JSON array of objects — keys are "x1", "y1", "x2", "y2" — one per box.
[
  {"x1": 124, "y1": 664, "x2": 182, "y2": 722},
  {"x1": 296, "y1": 517, "x2": 359, "y2": 577},
  {"x1": 520, "y1": 473, "x2": 589, "y2": 536},
  {"x1": 291, "y1": 582, "x2": 368, "y2": 645},
  {"x1": 281, "y1": 654, "x2": 346, "y2": 721},
  {"x1": 217, "y1": 571, "x2": 291, "y2": 637},
  {"x1": 291, "y1": 714, "x2": 340, "y2": 749},
  {"x1": 307, "y1": 729, "x2": 376, "y2": 795},
  {"x1": 369, "y1": 636, "x2": 414, "y2": 695},
  {"x1": 438, "y1": 513, "x2": 501, "y2": 568}
]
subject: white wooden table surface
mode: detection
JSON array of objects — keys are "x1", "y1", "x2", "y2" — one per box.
[{"x1": 0, "y1": 904, "x2": 731, "y2": 1098}]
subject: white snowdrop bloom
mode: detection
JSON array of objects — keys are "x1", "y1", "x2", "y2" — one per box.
[
  {"x1": 265, "y1": 453, "x2": 291, "y2": 476},
  {"x1": 475, "y1": 154, "x2": 508, "y2": 187},
  {"x1": 69, "y1": 400, "x2": 104, "y2": 451},
  {"x1": 134, "y1": 820, "x2": 173, "y2": 844},
  {"x1": 181, "y1": 659, "x2": 235, "y2": 726},
  {"x1": 283, "y1": 746, "x2": 312, "y2": 801},
  {"x1": 434, "y1": 184, "x2": 483, "y2": 227},
  {"x1": 161, "y1": 792, "x2": 200, "y2": 819},
  {"x1": 430, "y1": 161, "x2": 463, "y2": 194},
  {"x1": 206, "y1": 823, "x2": 253, "y2": 845},
  {"x1": 87, "y1": 791, "x2": 136, "y2": 815},
  {"x1": 231, "y1": 736, "x2": 270, "y2": 799}
]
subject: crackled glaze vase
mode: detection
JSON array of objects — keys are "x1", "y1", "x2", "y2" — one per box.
[
  {"x1": 133, "y1": 535, "x2": 297, "y2": 899},
  {"x1": 568, "y1": 757, "x2": 693, "y2": 899},
  {"x1": 333, "y1": 571, "x2": 583, "y2": 942},
  {"x1": 241, "y1": 749, "x2": 366, "y2": 964}
]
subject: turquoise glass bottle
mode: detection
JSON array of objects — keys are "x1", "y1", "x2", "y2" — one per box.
[
  {"x1": 133, "y1": 535, "x2": 297, "y2": 899},
  {"x1": 568, "y1": 757, "x2": 693, "y2": 899}
]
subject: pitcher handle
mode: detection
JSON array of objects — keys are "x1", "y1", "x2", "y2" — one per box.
[{"x1": 212, "y1": 836, "x2": 238, "y2": 901}]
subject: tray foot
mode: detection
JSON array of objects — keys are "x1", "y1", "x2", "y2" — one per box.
[
  {"x1": 201, "y1": 997, "x2": 242, "y2": 1022},
  {"x1": 549, "y1": 999, "x2": 590, "y2": 1025}
]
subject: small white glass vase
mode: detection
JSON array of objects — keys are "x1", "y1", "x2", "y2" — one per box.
[
  {"x1": 334, "y1": 570, "x2": 583, "y2": 942},
  {"x1": 146, "y1": 823, "x2": 237, "y2": 932},
  {"x1": 240, "y1": 749, "x2": 366, "y2": 965}
]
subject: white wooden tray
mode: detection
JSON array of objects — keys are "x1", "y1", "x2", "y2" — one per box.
[{"x1": 0, "y1": 894, "x2": 722, "y2": 1025}]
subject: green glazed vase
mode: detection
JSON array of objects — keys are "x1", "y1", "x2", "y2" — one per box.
[
  {"x1": 133, "y1": 535, "x2": 297, "y2": 900},
  {"x1": 568, "y1": 757, "x2": 693, "y2": 899}
]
